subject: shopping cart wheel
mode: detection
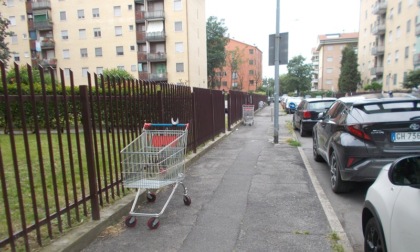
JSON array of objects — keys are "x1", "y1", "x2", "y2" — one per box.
[
  {"x1": 147, "y1": 217, "x2": 160, "y2": 229},
  {"x1": 125, "y1": 216, "x2": 137, "y2": 228},
  {"x1": 147, "y1": 192, "x2": 156, "y2": 203},
  {"x1": 183, "y1": 195, "x2": 192, "y2": 206}
]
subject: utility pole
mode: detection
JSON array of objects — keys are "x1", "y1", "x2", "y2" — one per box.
[{"x1": 273, "y1": 0, "x2": 280, "y2": 143}]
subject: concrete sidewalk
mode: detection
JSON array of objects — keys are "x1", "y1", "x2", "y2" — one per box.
[{"x1": 44, "y1": 105, "x2": 351, "y2": 252}]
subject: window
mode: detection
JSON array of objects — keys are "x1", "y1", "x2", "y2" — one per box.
[
  {"x1": 407, "y1": 20, "x2": 411, "y2": 33},
  {"x1": 393, "y1": 74, "x2": 397, "y2": 85},
  {"x1": 389, "y1": 8, "x2": 394, "y2": 20},
  {"x1": 96, "y1": 67, "x2": 103, "y2": 75},
  {"x1": 11, "y1": 35, "x2": 18, "y2": 44},
  {"x1": 128, "y1": 4, "x2": 132, "y2": 10},
  {"x1": 387, "y1": 53, "x2": 391, "y2": 64},
  {"x1": 63, "y1": 49, "x2": 70, "y2": 59},
  {"x1": 249, "y1": 70, "x2": 254, "y2": 75},
  {"x1": 396, "y1": 26, "x2": 401, "y2": 38},
  {"x1": 24, "y1": 52, "x2": 29, "y2": 58},
  {"x1": 232, "y1": 72, "x2": 238, "y2": 79},
  {"x1": 95, "y1": 47, "x2": 102, "y2": 57},
  {"x1": 6, "y1": 0, "x2": 13, "y2": 6},
  {"x1": 94, "y1": 28, "x2": 101, "y2": 38},
  {"x1": 174, "y1": 0, "x2": 182, "y2": 11},
  {"x1": 116, "y1": 46, "x2": 124, "y2": 56},
  {"x1": 222, "y1": 81, "x2": 227, "y2": 86},
  {"x1": 249, "y1": 80, "x2": 254, "y2": 85},
  {"x1": 249, "y1": 49, "x2": 254, "y2": 54},
  {"x1": 404, "y1": 72, "x2": 408, "y2": 82},
  {"x1": 175, "y1": 21, "x2": 182, "y2": 31},
  {"x1": 13, "y1": 53, "x2": 19, "y2": 61},
  {"x1": 20, "y1": 15, "x2": 25, "y2": 21},
  {"x1": 80, "y1": 48, "x2": 88, "y2": 58},
  {"x1": 60, "y1": 11, "x2": 67, "y2": 21},
  {"x1": 64, "y1": 68, "x2": 71, "y2": 77},
  {"x1": 130, "y1": 45, "x2": 135, "y2": 51},
  {"x1": 398, "y1": 1, "x2": 402, "y2": 14},
  {"x1": 388, "y1": 31, "x2": 393, "y2": 42},
  {"x1": 405, "y1": 46, "x2": 409, "y2": 58},
  {"x1": 29, "y1": 30, "x2": 36, "y2": 40},
  {"x1": 82, "y1": 67, "x2": 88, "y2": 77},
  {"x1": 327, "y1": 46, "x2": 333, "y2": 51},
  {"x1": 22, "y1": 33, "x2": 27, "y2": 39},
  {"x1": 175, "y1": 42, "x2": 183, "y2": 52},
  {"x1": 9, "y1": 16, "x2": 16, "y2": 26},
  {"x1": 249, "y1": 60, "x2": 254, "y2": 65},
  {"x1": 115, "y1": 26, "x2": 122, "y2": 36},
  {"x1": 77, "y1": 9, "x2": 85, "y2": 19},
  {"x1": 395, "y1": 50, "x2": 399, "y2": 62},
  {"x1": 326, "y1": 68, "x2": 333, "y2": 74},
  {"x1": 114, "y1": 6, "x2": 121, "y2": 16},
  {"x1": 326, "y1": 79, "x2": 333, "y2": 85},
  {"x1": 117, "y1": 65, "x2": 124, "y2": 70},
  {"x1": 92, "y1": 8, "x2": 100, "y2": 18},
  {"x1": 131, "y1": 65, "x2": 136, "y2": 72},
  {"x1": 61, "y1": 30, "x2": 68, "y2": 40},
  {"x1": 129, "y1": 25, "x2": 134, "y2": 31},
  {"x1": 79, "y1": 29, "x2": 86, "y2": 39},
  {"x1": 176, "y1": 63, "x2": 184, "y2": 72},
  {"x1": 327, "y1": 57, "x2": 333, "y2": 62}
]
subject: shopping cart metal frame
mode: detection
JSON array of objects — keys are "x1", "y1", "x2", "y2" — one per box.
[{"x1": 120, "y1": 121, "x2": 191, "y2": 229}]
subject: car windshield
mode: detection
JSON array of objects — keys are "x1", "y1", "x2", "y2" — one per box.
[{"x1": 308, "y1": 101, "x2": 335, "y2": 110}]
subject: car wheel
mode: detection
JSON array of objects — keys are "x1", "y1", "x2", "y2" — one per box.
[
  {"x1": 364, "y1": 217, "x2": 386, "y2": 252},
  {"x1": 299, "y1": 122, "x2": 306, "y2": 137},
  {"x1": 312, "y1": 134, "x2": 323, "y2": 162},
  {"x1": 292, "y1": 115, "x2": 298, "y2": 130},
  {"x1": 330, "y1": 150, "x2": 352, "y2": 193}
]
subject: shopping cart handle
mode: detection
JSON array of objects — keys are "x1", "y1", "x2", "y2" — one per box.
[{"x1": 144, "y1": 123, "x2": 189, "y2": 129}]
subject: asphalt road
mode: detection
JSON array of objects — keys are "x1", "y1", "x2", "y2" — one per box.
[{"x1": 290, "y1": 113, "x2": 371, "y2": 252}]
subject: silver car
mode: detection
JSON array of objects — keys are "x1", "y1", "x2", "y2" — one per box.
[{"x1": 312, "y1": 96, "x2": 420, "y2": 193}]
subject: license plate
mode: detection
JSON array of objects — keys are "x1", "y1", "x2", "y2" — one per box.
[{"x1": 391, "y1": 132, "x2": 420, "y2": 142}]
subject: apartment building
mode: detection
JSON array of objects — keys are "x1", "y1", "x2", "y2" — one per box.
[
  {"x1": 311, "y1": 33, "x2": 359, "y2": 92},
  {"x1": 2, "y1": 0, "x2": 207, "y2": 88},
  {"x1": 213, "y1": 38, "x2": 263, "y2": 92},
  {"x1": 358, "y1": 0, "x2": 418, "y2": 91}
]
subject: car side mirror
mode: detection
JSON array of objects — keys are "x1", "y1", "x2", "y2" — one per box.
[
  {"x1": 388, "y1": 155, "x2": 420, "y2": 189},
  {"x1": 317, "y1": 112, "x2": 325, "y2": 120}
]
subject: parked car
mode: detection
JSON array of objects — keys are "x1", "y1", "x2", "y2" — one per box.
[
  {"x1": 292, "y1": 97, "x2": 337, "y2": 136},
  {"x1": 312, "y1": 96, "x2": 420, "y2": 193},
  {"x1": 284, "y1": 97, "x2": 302, "y2": 114},
  {"x1": 362, "y1": 155, "x2": 420, "y2": 252}
]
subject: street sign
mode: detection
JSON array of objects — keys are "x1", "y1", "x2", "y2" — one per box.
[{"x1": 268, "y1": 33, "x2": 289, "y2": 66}]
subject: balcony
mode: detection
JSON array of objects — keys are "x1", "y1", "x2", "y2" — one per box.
[
  {"x1": 134, "y1": 0, "x2": 144, "y2": 3},
  {"x1": 372, "y1": 23, "x2": 386, "y2": 35},
  {"x1": 371, "y1": 45, "x2": 385, "y2": 56},
  {"x1": 145, "y1": 11, "x2": 164, "y2": 20},
  {"x1": 372, "y1": 1, "x2": 387, "y2": 15},
  {"x1": 370, "y1": 66, "x2": 384, "y2": 76},
  {"x1": 41, "y1": 39, "x2": 55, "y2": 49},
  {"x1": 26, "y1": 1, "x2": 33, "y2": 12},
  {"x1": 32, "y1": 0, "x2": 51, "y2": 10},
  {"x1": 146, "y1": 31, "x2": 165, "y2": 42},
  {"x1": 137, "y1": 52, "x2": 147, "y2": 62},
  {"x1": 37, "y1": 58, "x2": 57, "y2": 68},
  {"x1": 33, "y1": 20, "x2": 53, "y2": 30},
  {"x1": 149, "y1": 72, "x2": 167, "y2": 81},
  {"x1": 136, "y1": 32, "x2": 146, "y2": 43},
  {"x1": 148, "y1": 52, "x2": 166, "y2": 62},
  {"x1": 413, "y1": 53, "x2": 420, "y2": 68},
  {"x1": 135, "y1": 11, "x2": 145, "y2": 22},
  {"x1": 416, "y1": 23, "x2": 420, "y2": 36}
]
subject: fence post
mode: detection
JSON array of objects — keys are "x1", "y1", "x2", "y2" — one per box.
[
  {"x1": 227, "y1": 94, "x2": 231, "y2": 131},
  {"x1": 79, "y1": 85, "x2": 100, "y2": 220},
  {"x1": 211, "y1": 91, "x2": 215, "y2": 141},
  {"x1": 191, "y1": 91, "x2": 197, "y2": 153}
]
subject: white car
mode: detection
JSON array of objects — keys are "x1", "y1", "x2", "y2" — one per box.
[{"x1": 362, "y1": 155, "x2": 420, "y2": 252}]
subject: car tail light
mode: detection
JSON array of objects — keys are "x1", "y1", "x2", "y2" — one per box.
[
  {"x1": 347, "y1": 125, "x2": 371, "y2": 141},
  {"x1": 303, "y1": 111, "x2": 311, "y2": 119}
]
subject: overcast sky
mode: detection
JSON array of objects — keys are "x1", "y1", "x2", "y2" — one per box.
[{"x1": 205, "y1": 0, "x2": 361, "y2": 79}]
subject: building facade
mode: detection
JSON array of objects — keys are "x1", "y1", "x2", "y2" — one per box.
[
  {"x1": 358, "y1": 0, "x2": 418, "y2": 91},
  {"x1": 2, "y1": 0, "x2": 207, "y2": 88},
  {"x1": 311, "y1": 33, "x2": 359, "y2": 92},
  {"x1": 213, "y1": 39, "x2": 263, "y2": 92}
]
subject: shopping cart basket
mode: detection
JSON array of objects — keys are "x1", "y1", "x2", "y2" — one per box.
[
  {"x1": 120, "y1": 122, "x2": 190, "y2": 229},
  {"x1": 242, "y1": 104, "x2": 254, "y2": 126}
]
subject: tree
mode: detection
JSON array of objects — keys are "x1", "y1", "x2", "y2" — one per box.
[
  {"x1": 402, "y1": 69, "x2": 420, "y2": 89},
  {"x1": 226, "y1": 47, "x2": 244, "y2": 90},
  {"x1": 103, "y1": 68, "x2": 134, "y2": 79},
  {"x1": 0, "y1": 12, "x2": 14, "y2": 68},
  {"x1": 338, "y1": 46, "x2": 361, "y2": 93},
  {"x1": 6, "y1": 65, "x2": 52, "y2": 85},
  {"x1": 206, "y1": 16, "x2": 229, "y2": 89},
  {"x1": 363, "y1": 82, "x2": 382, "y2": 91},
  {"x1": 285, "y1": 55, "x2": 312, "y2": 96}
]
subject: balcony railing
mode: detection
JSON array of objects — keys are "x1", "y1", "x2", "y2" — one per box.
[
  {"x1": 416, "y1": 23, "x2": 420, "y2": 36},
  {"x1": 370, "y1": 66, "x2": 384, "y2": 76},
  {"x1": 413, "y1": 53, "x2": 420, "y2": 67},
  {"x1": 372, "y1": 1, "x2": 387, "y2": 15},
  {"x1": 136, "y1": 32, "x2": 146, "y2": 42},
  {"x1": 137, "y1": 52, "x2": 147, "y2": 62},
  {"x1": 148, "y1": 52, "x2": 167, "y2": 62},
  {"x1": 371, "y1": 45, "x2": 385, "y2": 56},
  {"x1": 41, "y1": 39, "x2": 55, "y2": 49},
  {"x1": 372, "y1": 23, "x2": 386, "y2": 35},
  {"x1": 149, "y1": 72, "x2": 167, "y2": 81},
  {"x1": 146, "y1": 31, "x2": 165, "y2": 41},
  {"x1": 32, "y1": 0, "x2": 51, "y2": 10},
  {"x1": 37, "y1": 58, "x2": 57, "y2": 68},
  {"x1": 34, "y1": 20, "x2": 53, "y2": 30},
  {"x1": 135, "y1": 11, "x2": 145, "y2": 21},
  {"x1": 145, "y1": 11, "x2": 164, "y2": 20}
]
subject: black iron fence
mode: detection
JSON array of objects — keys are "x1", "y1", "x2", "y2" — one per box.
[{"x1": 0, "y1": 62, "x2": 266, "y2": 251}]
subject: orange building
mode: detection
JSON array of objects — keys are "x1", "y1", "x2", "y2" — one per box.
[{"x1": 214, "y1": 39, "x2": 263, "y2": 92}]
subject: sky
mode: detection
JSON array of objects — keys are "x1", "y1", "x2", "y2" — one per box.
[{"x1": 205, "y1": 0, "x2": 361, "y2": 79}]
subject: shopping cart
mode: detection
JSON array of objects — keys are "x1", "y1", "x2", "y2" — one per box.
[
  {"x1": 242, "y1": 104, "x2": 255, "y2": 126},
  {"x1": 120, "y1": 121, "x2": 191, "y2": 229}
]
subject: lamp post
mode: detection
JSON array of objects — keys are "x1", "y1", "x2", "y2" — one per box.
[{"x1": 273, "y1": 0, "x2": 280, "y2": 143}]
